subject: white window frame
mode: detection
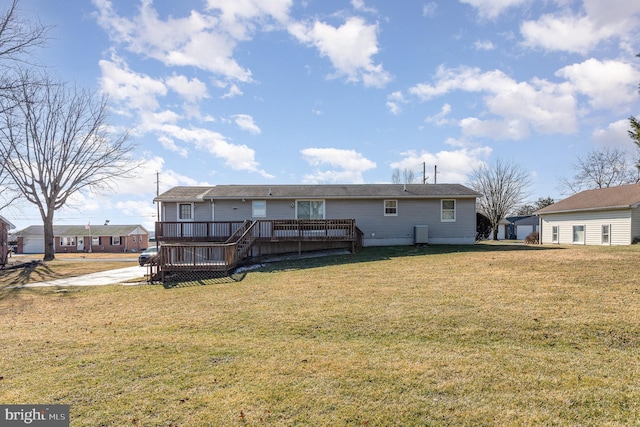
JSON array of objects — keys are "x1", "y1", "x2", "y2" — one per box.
[
  {"x1": 296, "y1": 200, "x2": 325, "y2": 219},
  {"x1": 551, "y1": 225, "x2": 559, "y2": 243},
  {"x1": 61, "y1": 236, "x2": 75, "y2": 246},
  {"x1": 572, "y1": 225, "x2": 585, "y2": 244},
  {"x1": 112, "y1": 236, "x2": 121, "y2": 245},
  {"x1": 252, "y1": 200, "x2": 267, "y2": 218},
  {"x1": 601, "y1": 224, "x2": 611, "y2": 245},
  {"x1": 384, "y1": 200, "x2": 398, "y2": 216},
  {"x1": 441, "y1": 199, "x2": 456, "y2": 222},
  {"x1": 92, "y1": 237, "x2": 100, "y2": 246},
  {"x1": 177, "y1": 203, "x2": 194, "y2": 221}
]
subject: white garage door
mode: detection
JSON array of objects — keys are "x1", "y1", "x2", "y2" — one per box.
[
  {"x1": 516, "y1": 225, "x2": 533, "y2": 240},
  {"x1": 23, "y1": 237, "x2": 45, "y2": 254}
]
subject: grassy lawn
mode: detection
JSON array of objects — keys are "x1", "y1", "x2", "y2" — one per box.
[
  {"x1": 0, "y1": 253, "x2": 139, "y2": 288},
  {"x1": 0, "y1": 244, "x2": 639, "y2": 426}
]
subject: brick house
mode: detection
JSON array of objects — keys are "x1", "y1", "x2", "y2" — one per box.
[
  {"x1": 0, "y1": 214, "x2": 15, "y2": 265},
  {"x1": 16, "y1": 224, "x2": 149, "y2": 254}
]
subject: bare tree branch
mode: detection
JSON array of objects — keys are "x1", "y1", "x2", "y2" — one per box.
[
  {"x1": 0, "y1": 72, "x2": 137, "y2": 260},
  {"x1": 559, "y1": 147, "x2": 640, "y2": 195},
  {"x1": 468, "y1": 159, "x2": 531, "y2": 240}
]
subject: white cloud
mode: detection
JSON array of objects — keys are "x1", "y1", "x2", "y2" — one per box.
[
  {"x1": 520, "y1": 1, "x2": 640, "y2": 55},
  {"x1": 556, "y1": 58, "x2": 640, "y2": 111},
  {"x1": 391, "y1": 147, "x2": 491, "y2": 184},
  {"x1": 520, "y1": 14, "x2": 617, "y2": 55},
  {"x1": 93, "y1": 0, "x2": 254, "y2": 82},
  {"x1": 289, "y1": 17, "x2": 392, "y2": 88},
  {"x1": 473, "y1": 40, "x2": 495, "y2": 50},
  {"x1": 301, "y1": 148, "x2": 376, "y2": 183},
  {"x1": 591, "y1": 119, "x2": 637, "y2": 149},
  {"x1": 409, "y1": 65, "x2": 578, "y2": 138},
  {"x1": 459, "y1": 0, "x2": 531, "y2": 19},
  {"x1": 386, "y1": 91, "x2": 407, "y2": 115},
  {"x1": 425, "y1": 103, "x2": 452, "y2": 125},
  {"x1": 165, "y1": 74, "x2": 209, "y2": 104},
  {"x1": 99, "y1": 57, "x2": 166, "y2": 111},
  {"x1": 232, "y1": 114, "x2": 261, "y2": 134},
  {"x1": 423, "y1": 2, "x2": 438, "y2": 17},
  {"x1": 351, "y1": 0, "x2": 377, "y2": 14},
  {"x1": 157, "y1": 124, "x2": 272, "y2": 177}
]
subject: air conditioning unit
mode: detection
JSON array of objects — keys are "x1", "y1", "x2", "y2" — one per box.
[{"x1": 414, "y1": 225, "x2": 429, "y2": 244}]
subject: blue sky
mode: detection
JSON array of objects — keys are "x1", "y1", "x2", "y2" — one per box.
[{"x1": 6, "y1": 0, "x2": 640, "y2": 231}]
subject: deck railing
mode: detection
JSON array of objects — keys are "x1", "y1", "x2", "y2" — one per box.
[
  {"x1": 156, "y1": 219, "x2": 357, "y2": 278},
  {"x1": 156, "y1": 221, "x2": 246, "y2": 242}
]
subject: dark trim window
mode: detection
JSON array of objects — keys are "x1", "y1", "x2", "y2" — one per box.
[
  {"x1": 296, "y1": 200, "x2": 324, "y2": 219},
  {"x1": 441, "y1": 199, "x2": 456, "y2": 222},
  {"x1": 384, "y1": 200, "x2": 398, "y2": 216}
]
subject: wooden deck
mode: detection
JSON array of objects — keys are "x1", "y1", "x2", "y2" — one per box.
[{"x1": 154, "y1": 219, "x2": 360, "y2": 280}]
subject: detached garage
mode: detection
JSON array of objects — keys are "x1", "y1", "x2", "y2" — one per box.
[{"x1": 536, "y1": 184, "x2": 640, "y2": 246}]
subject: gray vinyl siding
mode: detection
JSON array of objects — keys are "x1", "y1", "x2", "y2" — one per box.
[
  {"x1": 161, "y1": 202, "x2": 212, "y2": 222},
  {"x1": 180, "y1": 197, "x2": 477, "y2": 245},
  {"x1": 540, "y1": 209, "x2": 632, "y2": 245}
]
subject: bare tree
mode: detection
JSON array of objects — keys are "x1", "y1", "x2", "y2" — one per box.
[
  {"x1": 468, "y1": 159, "x2": 531, "y2": 240},
  {"x1": 559, "y1": 147, "x2": 639, "y2": 194},
  {"x1": 514, "y1": 196, "x2": 554, "y2": 216},
  {"x1": 0, "y1": 0, "x2": 49, "y2": 91},
  {"x1": 0, "y1": 0, "x2": 49, "y2": 213},
  {"x1": 0, "y1": 73, "x2": 136, "y2": 261},
  {"x1": 391, "y1": 167, "x2": 418, "y2": 184}
]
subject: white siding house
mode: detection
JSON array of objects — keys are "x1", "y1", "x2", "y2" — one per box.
[{"x1": 536, "y1": 184, "x2": 640, "y2": 246}]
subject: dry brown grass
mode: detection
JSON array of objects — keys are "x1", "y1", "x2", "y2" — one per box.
[{"x1": 0, "y1": 244, "x2": 639, "y2": 426}]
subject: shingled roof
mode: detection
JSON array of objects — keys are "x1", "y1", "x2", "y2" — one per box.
[
  {"x1": 16, "y1": 225, "x2": 148, "y2": 236},
  {"x1": 536, "y1": 184, "x2": 640, "y2": 215},
  {"x1": 155, "y1": 184, "x2": 480, "y2": 202}
]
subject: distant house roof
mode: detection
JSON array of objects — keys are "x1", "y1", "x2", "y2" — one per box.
[
  {"x1": 16, "y1": 225, "x2": 148, "y2": 237},
  {"x1": 155, "y1": 184, "x2": 480, "y2": 202},
  {"x1": 0, "y1": 215, "x2": 15, "y2": 230},
  {"x1": 506, "y1": 215, "x2": 539, "y2": 226},
  {"x1": 536, "y1": 184, "x2": 640, "y2": 215}
]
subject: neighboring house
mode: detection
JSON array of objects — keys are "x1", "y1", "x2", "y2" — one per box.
[
  {"x1": 15, "y1": 224, "x2": 149, "y2": 254},
  {"x1": 497, "y1": 215, "x2": 539, "y2": 240},
  {"x1": 155, "y1": 184, "x2": 480, "y2": 246},
  {"x1": 0, "y1": 215, "x2": 16, "y2": 266},
  {"x1": 536, "y1": 184, "x2": 640, "y2": 245}
]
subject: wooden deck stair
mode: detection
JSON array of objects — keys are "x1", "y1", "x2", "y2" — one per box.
[{"x1": 155, "y1": 219, "x2": 360, "y2": 282}]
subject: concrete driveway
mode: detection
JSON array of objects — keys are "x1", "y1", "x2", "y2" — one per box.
[{"x1": 16, "y1": 265, "x2": 149, "y2": 288}]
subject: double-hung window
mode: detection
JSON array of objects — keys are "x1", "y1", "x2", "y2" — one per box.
[
  {"x1": 112, "y1": 236, "x2": 121, "y2": 245},
  {"x1": 601, "y1": 224, "x2": 610, "y2": 245},
  {"x1": 61, "y1": 237, "x2": 75, "y2": 246},
  {"x1": 572, "y1": 225, "x2": 585, "y2": 244},
  {"x1": 252, "y1": 200, "x2": 266, "y2": 217},
  {"x1": 296, "y1": 200, "x2": 324, "y2": 219},
  {"x1": 551, "y1": 226, "x2": 559, "y2": 243},
  {"x1": 384, "y1": 200, "x2": 398, "y2": 216},
  {"x1": 441, "y1": 200, "x2": 456, "y2": 222},
  {"x1": 178, "y1": 203, "x2": 193, "y2": 221}
]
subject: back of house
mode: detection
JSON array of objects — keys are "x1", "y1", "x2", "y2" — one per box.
[{"x1": 154, "y1": 184, "x2": 480, "y2": 247}]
